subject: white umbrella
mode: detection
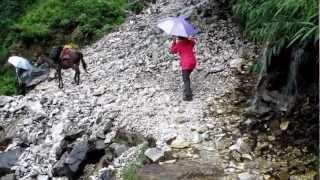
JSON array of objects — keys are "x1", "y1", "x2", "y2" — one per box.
[
  {"x1": 8, "y1": 56, "x2": 33, "y2": 70},
  {"x1": 157, "y1": 17, "x2": 196, "y2": 37}
]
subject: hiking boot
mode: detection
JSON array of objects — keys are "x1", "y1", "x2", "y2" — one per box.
[{"x1": 183, "y1": 95, "x2": 193, "y2": 101}]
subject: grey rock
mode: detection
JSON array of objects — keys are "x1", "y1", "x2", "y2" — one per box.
[
  {"x1": 110, "y1": 143, "x2": 129, "y2": 157},
  {"x1": 0, "y1": 96, "x2": 13, "y2": 107},
  {"x1": 65, "y1": 143, "x2": 89, "y2": 172},
  {"x1": 95, "y1": 139, "x2": 106, "y2": 150},
  {"x1": 99, "y1": 169, "x2": 114, "y2": 180},
  {"x1": 138, "y1": 160, "x2": 223, "y2": 180},
  {"x1": 144, "y1": 148, "x2": 164, "y2": 162},
  {"x1": 0, "y1": 148, "x2": 23, "y2": 176}
]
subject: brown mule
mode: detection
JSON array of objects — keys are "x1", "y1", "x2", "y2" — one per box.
[{"x1": 37, "y1": 49, "x2": 88, "y2": 88}]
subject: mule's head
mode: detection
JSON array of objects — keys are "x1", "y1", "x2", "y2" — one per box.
[
  {"x1": 36, "y1": 54, "x2": 46, "y2": 65},
  {"x1": 50, "y1": 46, "x2": 63, "y2": 62}
]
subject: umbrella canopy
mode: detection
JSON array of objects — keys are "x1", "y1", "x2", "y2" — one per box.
[
  {"x1": 157, "y1": 17, "x2": 196, "y2": 37},
  {"x1": 8, "y1": 56, "x2": 33, "y2": 70}
]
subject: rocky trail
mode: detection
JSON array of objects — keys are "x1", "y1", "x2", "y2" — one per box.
[{"x1": 0, "y1": 0, "x2": 317, "y2": 180}]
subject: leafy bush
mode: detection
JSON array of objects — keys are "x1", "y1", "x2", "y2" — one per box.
[
  {"x1": 0, "y1": 69, "x2": 16, "y2": 95},
  {"x1": 233, "y1": 0, "x2": 318, "y2": 61},
  {"x1": 15, "y1": 0, "x2": 128, "y2": 44}
]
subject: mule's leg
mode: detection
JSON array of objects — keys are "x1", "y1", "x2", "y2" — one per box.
[
  {"x1": 58, "y1": 67, "x2": 63, "y2": 89},
  {"x1": 73, "y1": 64, "x2": 80, "y2": 85}
]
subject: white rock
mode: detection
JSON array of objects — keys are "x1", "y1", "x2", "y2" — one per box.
[
  {"x1": 93, "y1": 86, "x2": 106, "y2": 96},
  {"x1": 238, "y1": 172, "x2": 258, "y2": 180},
  {"x1": 191, "y1": 132, "x2": 202, "y2": 144},
  {"x1": 229, "y1": 138, "x2": 251, "y2": 154},
  {"x1": 37, "y1": 175, "x2": 49, "y2": 180},
  {"x1": 104, "y1": 131, "x2": 117, "y2": 144},
  {"x1": 144, "y1": 148, "x2": 164, "y2": 162},
  {"x1": 27, "y1": 101, "x2": 45, "y2": 115}
]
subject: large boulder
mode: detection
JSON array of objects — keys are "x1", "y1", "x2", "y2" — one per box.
[
  {"x1": 0, "y1": 148, "x2": 23, "y2": 176},
  {"x1": 138, "y1": 160, "x2": 223, "y2": 180},
  {"x1": 52, "y1": 142, "x2": 89, "y2": 179}
]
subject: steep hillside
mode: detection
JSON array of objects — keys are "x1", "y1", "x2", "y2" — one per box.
[{"x1": 0, "y1": 0, "x2": 317, "y2": 179}]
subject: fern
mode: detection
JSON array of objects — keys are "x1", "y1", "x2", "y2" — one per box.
[{"x1": 233, "y1": 0, "x2": 318, "y2": 60}]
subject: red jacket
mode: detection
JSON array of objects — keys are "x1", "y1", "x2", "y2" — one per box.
[{"x1": 170, "y1": 39, "x2": 196, "y2": 70}]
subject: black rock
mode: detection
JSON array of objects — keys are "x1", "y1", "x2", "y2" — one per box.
[{"x1": 53, "y1": 142, "x2": 89, "y2": 179}]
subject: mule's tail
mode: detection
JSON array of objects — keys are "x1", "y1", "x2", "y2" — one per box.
[{"x1": 79, "y1": 53, "x2": 88, "y2": 73}]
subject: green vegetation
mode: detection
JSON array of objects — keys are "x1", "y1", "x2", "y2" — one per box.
[
  {"x1": 121, "y1": 144, "x2": 148, "y2": 180},
  {"x1": 0, "y1": 69, "x2": 16, "y2": 95},
  {"x1": 233, "y1": 0, "x2": 318, "y2": 63},
  {"x1": 0, "y1": 0, "x2": 148, "y2": 95}
]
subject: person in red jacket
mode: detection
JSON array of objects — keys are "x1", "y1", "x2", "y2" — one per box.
[{"x1": 170, "y1": 36, "x2": 197, "y2": 101}]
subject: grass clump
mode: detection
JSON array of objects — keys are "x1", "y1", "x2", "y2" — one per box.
[{"x1": 121, "y1": 144, "x2": 148, "y2": 180}]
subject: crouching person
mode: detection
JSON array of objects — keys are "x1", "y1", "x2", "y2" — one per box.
[{"x1": 15, "y1": 67, "x2": 26, "y2": 95}]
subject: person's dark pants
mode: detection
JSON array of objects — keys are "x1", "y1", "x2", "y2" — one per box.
[
  {"x1": 182, "y1": 69, "x2": 193, "y2": 99},
  {"x1": 16, "y1": 68, "x2": 26, "y2": 95},
  {"x1": 15, "y1": 80, "x2": 26, "y2": 95}
]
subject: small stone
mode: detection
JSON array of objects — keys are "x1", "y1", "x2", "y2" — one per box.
[
  {"x1": 229, "y1": 138, "x2": 250, "y2": 154},
  {"x1": 216, "y1": 108, "x2": 224, "y2": 114},
  {"x1": 170, "y1": 138, "x2": 191, "y2": 149},
  {"x1": 196, "y1": 125, "x2": 209, "y2": 134},
  {"x1": 93, "y1": 86, "x2": 105, "y2": 96},
  {"x1": 238, "y1": 172, "x2": 257, "y2": 180},
  {"x1": 175, "y1": 117, "x2": 188, "y2": 124},
  {"x1": 241, "y1": 154, "x2": 252, "y2": 160},
  {"x1": 206, "y1": 124, "x2": 214, "y2": 130},
  {"x1": 159, "y1": 159, "x2": 176, "y2": 165},
  {"x1": 144, "y1": 148, "x2": 164, "y2": 162},
  {"x1": 267, "y1": 136, "x2": 276, "y2": 141},
  {"x1": 280, "y1": 121, "x2": 289, "y2": 130}
]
